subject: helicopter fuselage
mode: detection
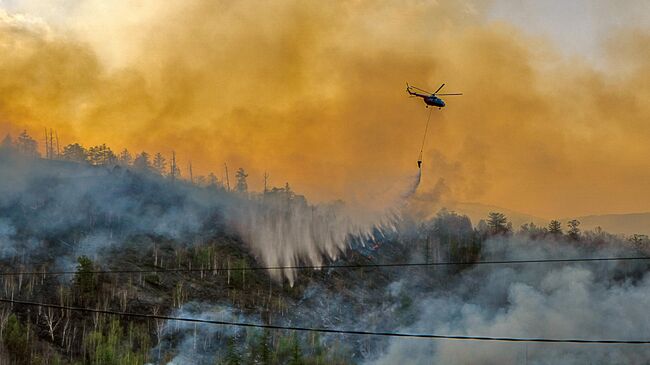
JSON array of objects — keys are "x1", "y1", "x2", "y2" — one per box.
[{"x1": 424, "y1": 95, "x2": 445, "y2": 108}]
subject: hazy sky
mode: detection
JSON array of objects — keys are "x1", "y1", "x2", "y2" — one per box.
[
  {"x1": 0, "y1": 1, "x2": 648, "y2": 219},
  {"x1": 489, "y1": 0, "x2": 650, "y2": 65},
  {"x1": 5, "y1": 0, "x2": 648, "y2": 66}
]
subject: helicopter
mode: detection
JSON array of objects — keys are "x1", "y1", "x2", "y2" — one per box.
[{"x1": 406, "y1": 83, "x2": 462, "y2": 108}]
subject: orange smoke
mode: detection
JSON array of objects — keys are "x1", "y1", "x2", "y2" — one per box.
[{"x1": 0, "y1": 1, "x2": 649, "y2": 218}]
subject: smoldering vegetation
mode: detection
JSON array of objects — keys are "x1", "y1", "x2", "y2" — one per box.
[
  {"x1": 0, "y1": 148, "x2": 378, "y2": 281},
  {"x1": 375, "y1": 235, "x2": 650, "y2": 364},
  {"x1": 1, "y1": 151, "x2": 650, "y2": 364},
  {"x1": 141, "y1": 211, "x2": 650, "y2": 364},
  {"x1": 0, "y1": 150, "x2": 231, "y2": 269}
]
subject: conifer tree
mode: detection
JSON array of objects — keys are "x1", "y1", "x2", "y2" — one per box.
[
  {"x1": 118, "y1": 149, "x2": 133, "y2": 166},
  {"x1": 16, "y1": 130, "x2": 39, "y2": 158},
  {"x1": 152, "y1": 152, "x2": 167, "y2": 174},
  {"x1": 61, "y1": 143, "x2": 88, "y2": 163},
  {"x1": 134, "y1": 152, "x2": 152, "y2": 171},
  {"x1": 548, "y1": 220, "x2": 563, "y2": 235}
]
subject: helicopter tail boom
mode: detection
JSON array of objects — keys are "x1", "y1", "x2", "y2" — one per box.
[{"x1": 406, "y1": 83, "x2": 428, "y2": 98}]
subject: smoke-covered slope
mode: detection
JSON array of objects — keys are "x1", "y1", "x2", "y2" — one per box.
[
  {"x1": 0, "y1": 151, "x2": 379, "y2": 279},
  {"x1": 1, "y1": 152, "x2": 650, "y2": 364}
]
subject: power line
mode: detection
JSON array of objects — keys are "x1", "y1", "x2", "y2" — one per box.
[
  {"x1": 1, "y1": 298, "x2": 648, "y2": 344},
  {"x1": 1, "y1": 256, "x2": 649, "y2": 277}
]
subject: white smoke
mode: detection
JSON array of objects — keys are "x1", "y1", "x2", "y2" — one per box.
[
  {"x1": 372, "y1": 236, "x2": 650, "y2": 364},
  {"x1": 0, "y1": 218, "x2": 18, "y2": 259},
  {"x1": 151, "y1": 302, "x2": 258, "y2": 365}
]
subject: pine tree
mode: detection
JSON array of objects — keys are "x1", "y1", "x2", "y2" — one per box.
[
  {"x1": 16, "y1": 130, "x2": 39, "y2": 158},
  {"x1": 567, "y1": 219, "x2": 581, "y2": 240},
  {"x1": 133, "y1": 152, "x2": 152, "y2": 171},
  {"x1": 486, "y1": 212, "x2": 509, "y2": 235},
  {"x1": 1, "y1": 134, "x2": 14, "y2": 151},
  {"x1": 3, "y1": 314, "x2": 29, "y2": 361},
  {"x1": 61, "y1": 143, "x2": 88, "y2": 163},
  {"x1": 88, "y1": 144, "x2": 117, "y2": 166},
  {"x1": 207, "y1": 172, "x2": 220, "y2": 187},
  {"x1": 74, "y1": 256, "x2": 97, "y2": 305},
  {"x1": 547, "y1": 220, "x2": 563, "y2": 235},
  {"x1": 152, "y1": 152, "x2": 167, "y2": 174},
  {"x1": 224, "y1": 337, "x2": 241, "y2": 365},
  {"x1": 289, "y1": 333, "x2": 303, "y2": 365},
  {"x1": 260, "y1": 330, "x2": 272, "y2": 365},
  {"x1": 118, "y1": 149, "x2": 133, "y2": 166}
]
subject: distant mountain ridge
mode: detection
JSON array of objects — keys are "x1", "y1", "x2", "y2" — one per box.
[
  {"x1": 567, "y1": 212, "x2": 650, "y2": 236},
  {"x1": 444, "y1": 202, "x2": 650, "y2": 236}
]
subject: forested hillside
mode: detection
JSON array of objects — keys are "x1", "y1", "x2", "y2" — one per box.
[{"x1": 1, "y1": 133, "x2": 649, "y2": 364}]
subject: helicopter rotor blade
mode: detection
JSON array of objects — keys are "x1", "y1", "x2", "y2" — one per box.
[
  {"x1": 409, "y1": 85, "x2": 433, "y2": 94},
  {"x1": 433, "y1": 83, "x2": 445, "y2": 94},
  {"x1": 436, "y1": 93, "x2": 463, "y2": 96}
]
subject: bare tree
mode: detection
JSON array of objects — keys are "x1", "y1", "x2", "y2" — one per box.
[
  {"x1": 152, "y1": 305, "x2": 166, "y2": 359},
  {"x1": 44, "y1": 128, "x2": 51, "y2": 159},
  {"x1": 42, "y1": 306, "x2": 63, "y2": 342},
  {"x1": 55, "y1": 130, "x2": 60, "y2": 157},
  {"x1": 170, "y1": 151, "x2": 181, "y2": 180},
  {"x1": 263, "y1": 172, "x2": 269, "y2": 193},
  {"x1": 0, "y1": 304, "x2": 10, "y2": 341},
  {"x1": 224, "y1": 163, "x2": 230, "y2": 191}
]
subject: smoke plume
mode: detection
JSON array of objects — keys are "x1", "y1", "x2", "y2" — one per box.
[
  {"x1": 373, "y1": 235, "x2": 650, "y2": 364},
  {"x1": 0, "y1": 1, "x2": 649, "y2": 218},
  {"x1": 0, "y1": 152, "x2": 388, "y2": 282}
]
